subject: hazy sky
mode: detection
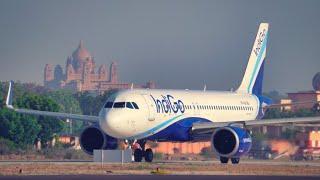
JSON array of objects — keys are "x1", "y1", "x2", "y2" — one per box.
[{"x1": 0, "y1": 0, "x2": 319, "y2": 93}]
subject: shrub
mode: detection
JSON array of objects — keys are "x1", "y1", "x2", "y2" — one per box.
[
  {"x1": 153, "y1": 152, "x2": 164, "y2": 160},
  {"x1": 0, "y1": 138, "x2": 16, "y2": 155},
  {"x1": 64, "y1": 149, "x2": 89, "y2": 160},
  {"x1": 199, "y1": 147, "x2": 215, "y2": 158}
]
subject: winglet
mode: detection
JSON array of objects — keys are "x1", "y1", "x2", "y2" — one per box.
[{"x1": 6, "y1": 80, "x2": 14, "y2": 109}]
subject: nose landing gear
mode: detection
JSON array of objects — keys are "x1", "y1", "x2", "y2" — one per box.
[
  {"x1": 133, "y1": 148, "x2": 143, "y2": 162},
  {"x1": 144, "y1": 148, "x2": 153, "y2": 162},
  {"x1": 132, "y1": 140, "x2": 154, "y2": 162}
]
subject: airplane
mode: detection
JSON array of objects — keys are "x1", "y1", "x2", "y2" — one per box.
[{"x1": 5, "y1": 23, "x2": 320, "y2": 164}]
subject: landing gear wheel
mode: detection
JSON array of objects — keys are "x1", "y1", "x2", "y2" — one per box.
[
  {"x1": 220, "y1": 156, "x2": 229, "y2": 164},
  {"x1": 134, "y1": 149, "x2": 143, "y2": 162},
  {"x1": 144, "y1": 148, "x2": 153, "y2": 162},
  {"x1": 231, "y1": 157, "x2": 240, "y2": 164}
]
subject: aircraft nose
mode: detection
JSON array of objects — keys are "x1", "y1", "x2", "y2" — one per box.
[{"x1": 99, "y1": 111, "x2": 122, "y2": 138}]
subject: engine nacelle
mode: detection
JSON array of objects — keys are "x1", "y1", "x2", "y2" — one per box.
[
  {"x1": 80, "y1": 126, "x2": 118, "y2": 155},
  {"x1": 211, "y1": 126, "x2": 252, "y2": 158}
]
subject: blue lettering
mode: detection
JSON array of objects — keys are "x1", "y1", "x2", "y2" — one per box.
[
  {"x1": 178, "y1": 100, "x2": 185, "y2": 113},
  {"x1": 151, "y1": 95, "x2": 160, "y2": 113},
  {"x1": 150, "y1": 94, "x2": 185, "y2": 114},
  {"x1": 167, "y1": 95, "x2": 179, "y2": 113}
]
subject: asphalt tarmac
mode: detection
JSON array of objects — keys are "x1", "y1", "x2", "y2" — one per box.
[
  {"x1": 0, "y1": 175, "x2": 319, "y2": 180},
  {"x1": 1, "y1": 159, "x2": 320, "y2": 166}
]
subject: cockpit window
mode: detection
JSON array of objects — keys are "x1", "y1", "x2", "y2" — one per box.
[
  {"x1": 104, "y1": 102, "x2": 114, "y2": 108},
  {"x1": 132, "y1": 102, "x2": 139, "y2": 109},
  {"x1": 126, "y1": 102, "x2": 134, "y2": 109},
  {"x1": 113, "y1": 102, "x2": 126, "y2": 108}
]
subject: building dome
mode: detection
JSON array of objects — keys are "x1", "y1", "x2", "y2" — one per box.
[
  {"x1": 312, "y1": 72, "x2": 320, "y2": 91},
  {"x1": 72, "y1": 40, "x2": 91, "y2": 61}
]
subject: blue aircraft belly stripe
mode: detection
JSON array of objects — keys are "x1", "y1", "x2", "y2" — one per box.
[
  {"x1": 127, "y1": 114, "x2": 184, "y2": 140},
  {"x1": 247, "y1": 32, "x2": 268, "y2": 93}
]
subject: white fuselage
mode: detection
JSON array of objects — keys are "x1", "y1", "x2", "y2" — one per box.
[{"x1": 98, "y1": 89, "x2": 260, "y2": 140}]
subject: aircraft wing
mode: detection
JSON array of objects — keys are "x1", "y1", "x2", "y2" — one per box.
[
  {"x1": 5, "y1": 81, "x2": 99, "y2": 123},
  {"x1": 191, "y1": 117, "x2": 320, "y2": 135}
]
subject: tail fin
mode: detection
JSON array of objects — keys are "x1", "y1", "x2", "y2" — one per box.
[{"x1": 237, "y1": 23, "x2": 269, "y2": 95}]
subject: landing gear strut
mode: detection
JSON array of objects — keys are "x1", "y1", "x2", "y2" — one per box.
[{"x1": 133, "y1": 140, "x2": 154, "y2": 162}]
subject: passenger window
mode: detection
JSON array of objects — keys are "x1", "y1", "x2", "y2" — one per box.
[
  {"x1": 104, "y1": 102, "x2": 114, "y2": 108},
  {"x1": 132, "y1": 102, "x2": 139, "y2": 109},
  {"x1": 113, "y1": 102, "x2": 125, "y2": 108},
  {"x1": 126, "y1": 102, "x2": 134, "y2": 109}
]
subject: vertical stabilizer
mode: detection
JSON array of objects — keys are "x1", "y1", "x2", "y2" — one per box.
[{"x1": 237, "y1": 23, "x2": 269, "y2": 94}]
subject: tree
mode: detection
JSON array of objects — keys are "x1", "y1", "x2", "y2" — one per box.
[
  {"x1": 46, "y1": 90, "x2": 83, "y2": 135},
  {"x1": 263, "y1": 90, "x2": 287, "y2": 103},
  {"x1": 46, "y1": 90, "x2": 82, "y2": 114},
  {"x1": 74, "y1": 92, "x2": 97, "y2": 115},
  {"x1": 0, "y1": 108, "x2": 41, "y2": 146},
  {"x1": 0, "y1": 82, "x2": 41, "y2": 146},
  {"x1": 263, "y1": 108, "x2": 282, "y2": 119},
  {"x1": 0, "y1": 137, "x2": 16, "y2": 155},
  {"x1": 16, "y1": 92, "x2": 64, "y2": 146},
  {"x1": 74, "y1": 90, "x2": 118, "y2": 116}
]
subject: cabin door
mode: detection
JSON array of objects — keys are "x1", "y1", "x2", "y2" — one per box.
[{"x1": 142, "y1": 94, "x2": 156, "y2": 122}]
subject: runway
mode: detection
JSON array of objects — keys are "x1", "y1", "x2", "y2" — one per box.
[
  {"x1": 1, "y1": 160, "x2": 320, "y2": 176},
  {"x1": 0, "y1": 175, "x2": 319, "y2": 180},
  {"x1": 1, "y1": 159, "x2": 320, "y2": 167}
]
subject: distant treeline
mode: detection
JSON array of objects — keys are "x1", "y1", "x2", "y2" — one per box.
[{"x1": 0, "y1": 81, "x2": 115, "y2": 153}]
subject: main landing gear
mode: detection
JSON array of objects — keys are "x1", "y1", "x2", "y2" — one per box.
[
  {"x1": 132, "y1": 140, "x2": 154, "y2": 162},
  {"x1": 220, "y1": 156, "x2": 240, "y2": 164}
]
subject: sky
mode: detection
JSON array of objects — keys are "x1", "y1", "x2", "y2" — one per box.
[{"x1": 0, "y1": 0, "x2": 319, "y2": 93}]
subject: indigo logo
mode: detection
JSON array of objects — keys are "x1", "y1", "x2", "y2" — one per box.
[{"x1": 150, "y1": 95, "x2": 185, "y2": 114}]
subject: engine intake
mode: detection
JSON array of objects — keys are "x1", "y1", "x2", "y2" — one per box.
[
  {"x1": 80, "y1": 126, "x2": 118, "y2": 155},
  {"x1": 211, "y1": 126, "x2": 252, "y2": 157}
]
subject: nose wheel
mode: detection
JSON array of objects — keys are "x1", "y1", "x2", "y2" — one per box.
[
  {"x1": 132, "y1": 140, "x2": 154, "y2": 162},
  {"x1": 144, "y1": 148, "x2": 153, "y2": 162},
  {"x1": 133, "y1": 149, "x2": 143, "y2": 162}
]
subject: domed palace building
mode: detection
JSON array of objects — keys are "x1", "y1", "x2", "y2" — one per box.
[
  {"x1": 280, "y1": 72, "x2": 320, "y2": 112},
  {"x1": 44, "y1": 41, "x2": 155, "y2": 93}
]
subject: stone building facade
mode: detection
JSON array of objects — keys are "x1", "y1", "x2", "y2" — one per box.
[{"x1": 44, "y1": 41, "x2": 155, "y2": 92}]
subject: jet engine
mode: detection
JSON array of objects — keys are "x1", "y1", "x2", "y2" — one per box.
[
  {"x1": 211, "y1": 126, "x2": 252, "y2": 157},
  {"x1": 80, "y1": 126, "x2": 118, "y2": 155}
]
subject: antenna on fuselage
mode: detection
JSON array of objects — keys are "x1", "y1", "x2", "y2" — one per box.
[
  {"x1": 130, "y1": 83, "x2": 134, "y2": 90},
  {"x1": 203, "y1": 84, "x2": 207, "y2": 92}
]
